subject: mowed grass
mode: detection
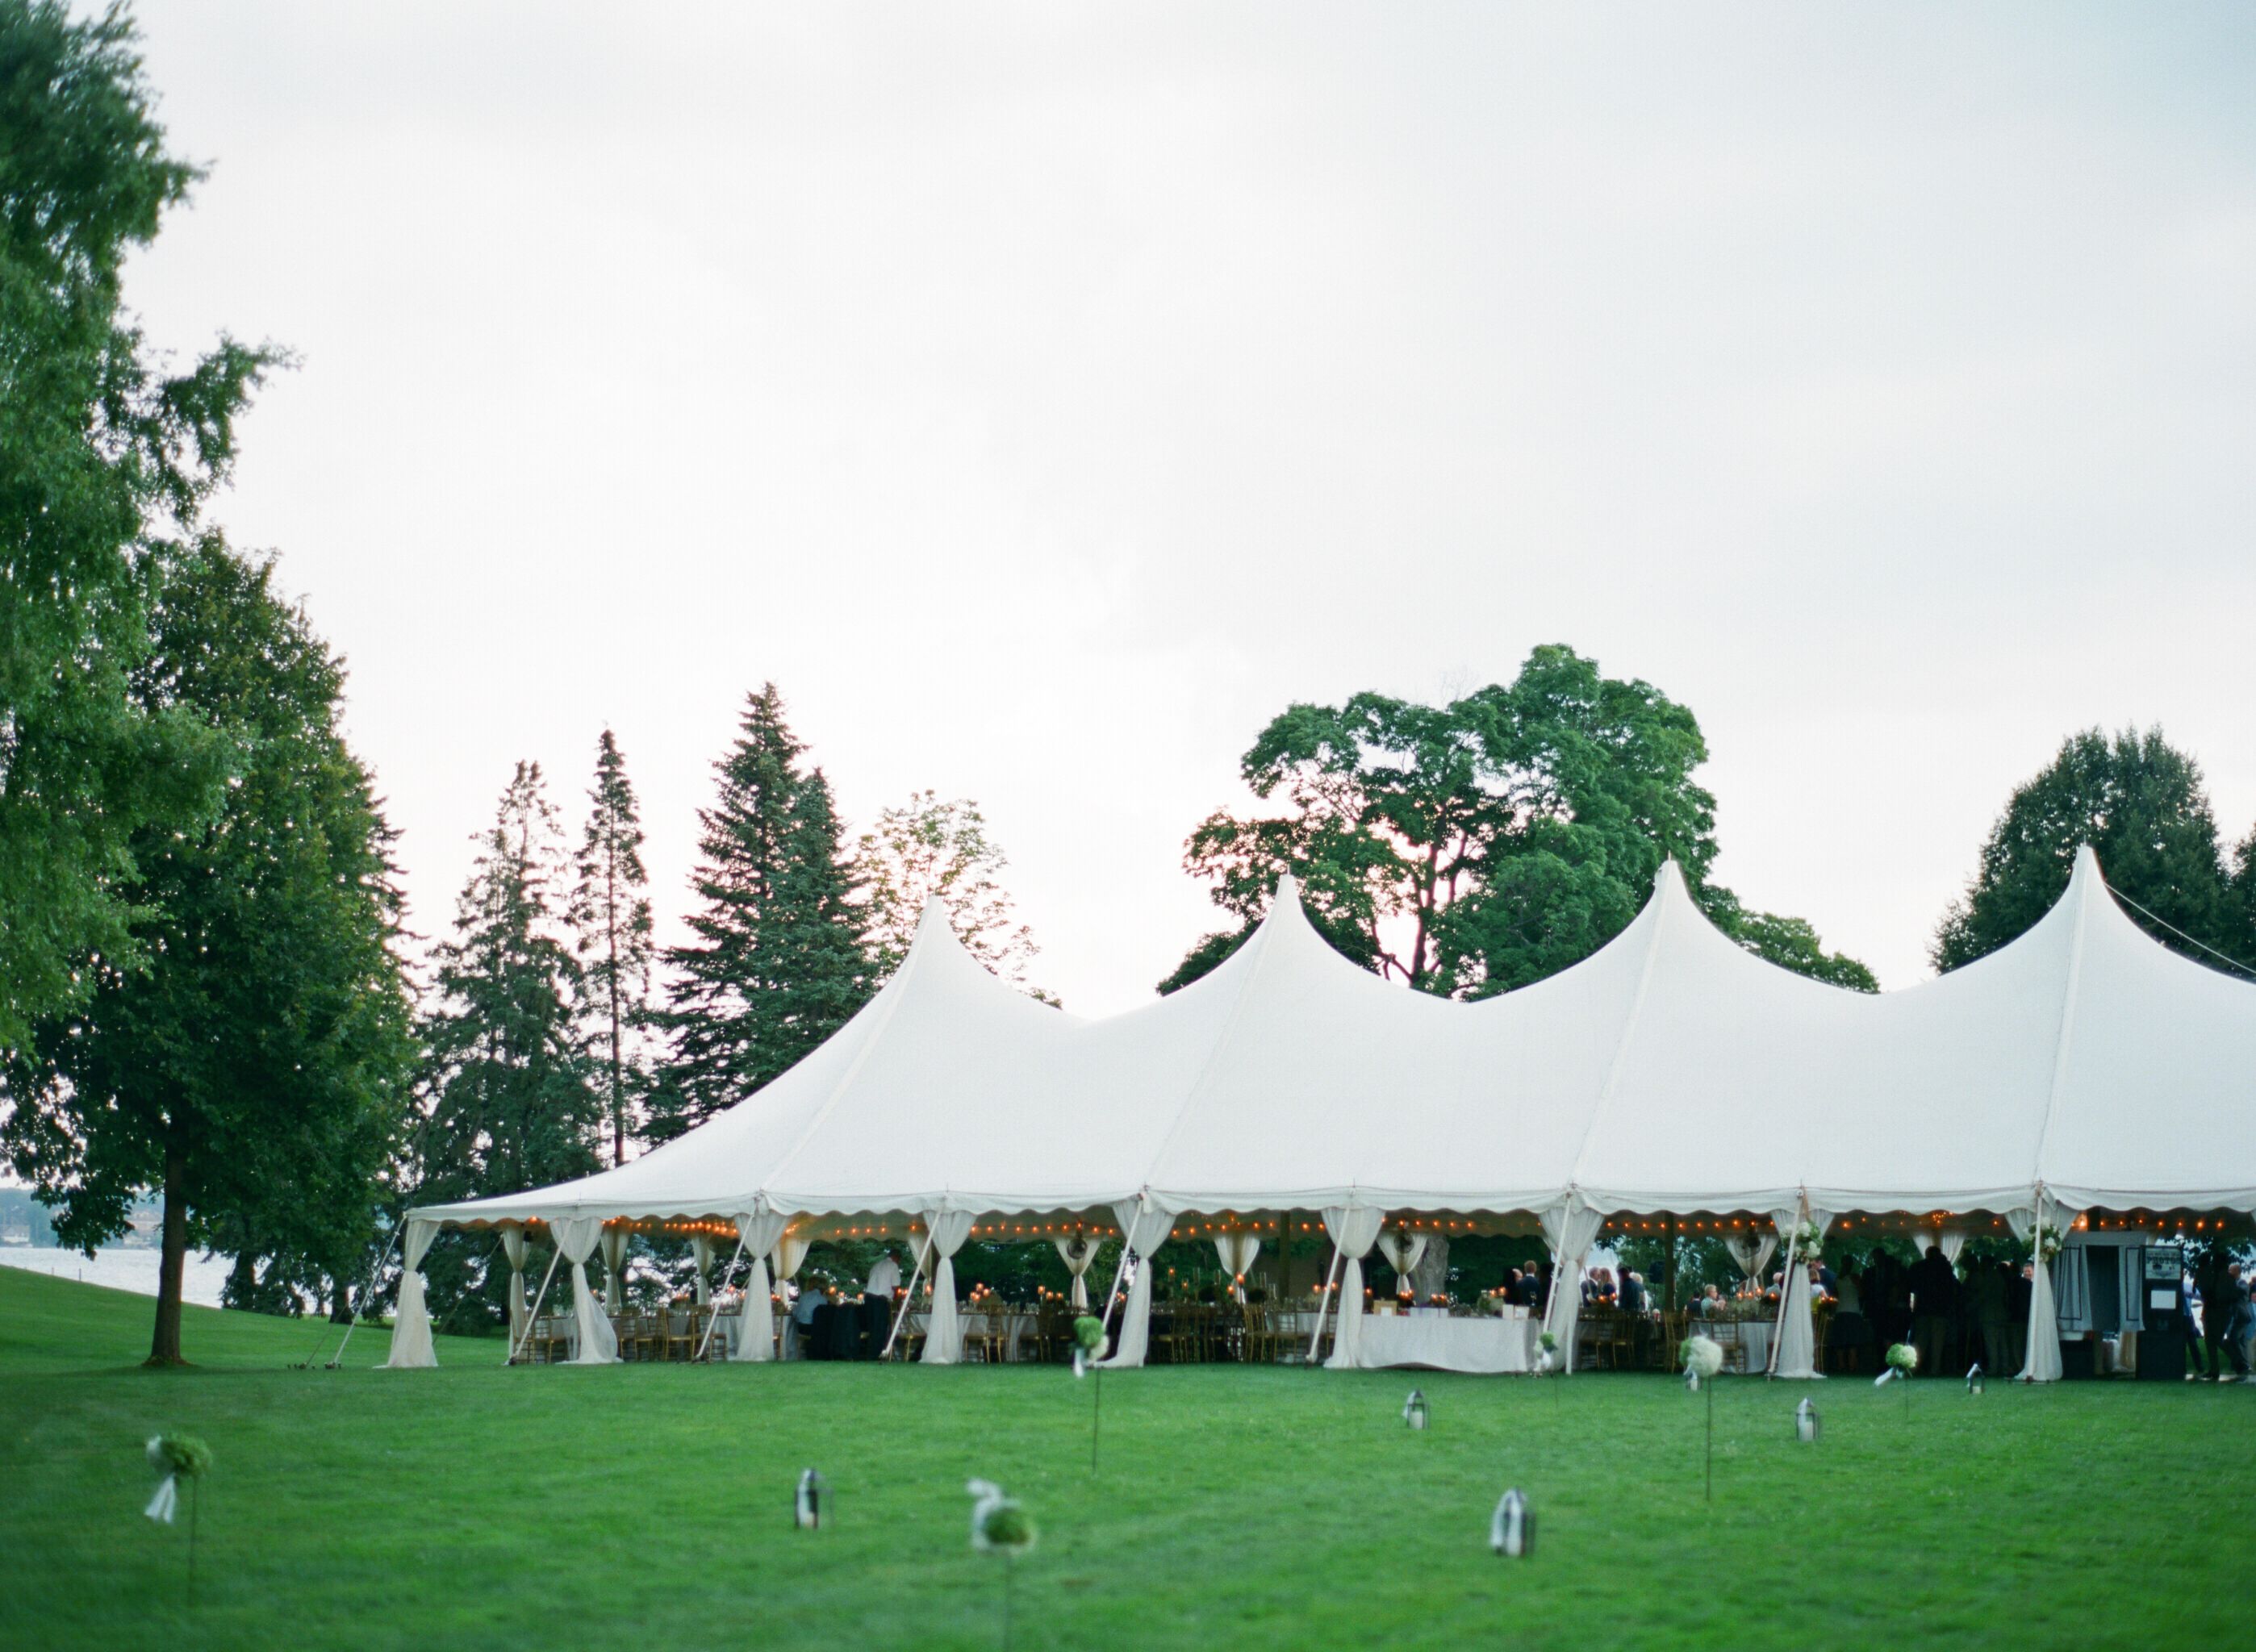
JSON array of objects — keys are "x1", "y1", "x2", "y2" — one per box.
[{"x1": 2, "y1": 1268, "x2": 2250, "y2": 1652}]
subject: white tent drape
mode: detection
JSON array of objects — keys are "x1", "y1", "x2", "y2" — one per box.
[
  {"x1": 498, "y1": 1221, "x2": 528, "y2": 1346},
  {"x1": 690, "y1": 1234, "x2": 714, "y2": 1306},
  {"x1": 1321, "y1": 1207, "x2": 1386, "y2": 1370},
  {"x1": 733, "y1": 1210, "x2": 789, "y2": 1362},
  {"x1": 2009, "y1": 1197, "x2": 2078, "y2": 1383},
  {"x1": 384, "y1": 1219, "x2": 439, "y2": 1369},
  {"x1": 1376, "y1": 1231, "x2": 1427, "y2": 1296},
  {"x1": 918, "y1": 1212, "x2": 977, "y2": 1365},
  {"x1": 1769, "y1": 1207, "x2": 1832, "y2": 1379},
  {"x1": 1099, "y1": 1202, "x2": 1176, "y2": 1368},
  {"x1": 1214, "y1": 1233, "x2": 1261, "y2": 1304},
  {"x1": 773, "y1": 1231, "x2": 811, "y2": 1284},
  {"x1": 1724, "y1": 1229, "x2": 1778, "y2": 1284},
  {"x1": 1055, "y1": 1234, "x2": 1100, "y2": 1310},
  {"x1": 1540, "y1": 1199, "x2": 1605, "y2": 1373},
  {"x1": 1936, "y1": 1228, "x2": 1968, "y2": 1266},
  {"x1": 552, "y1": 1216, "x2": 618, "y2": 1364},
  {"x1": 600, "y1": 1226, "x2": 629, "y2": 1312}
]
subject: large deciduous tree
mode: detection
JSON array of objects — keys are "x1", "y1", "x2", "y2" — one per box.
[
  {"x1": 859, "y1": 790, "x2": 1052, "y2": 1001},
  {"x1": 1163, "y1": 645, "x2": 1871, "y2": 996},
  {"x1": 0, "y1": 1, "x2": 276, "y2": 1052},
  {"x1": 654, "y1": 686, "x2": 871, "y2": 1141},
  {"x1": 571, "y1": 729, "x2": 654, "y2": 1167},
  {"x1": 414, "y1": 762, "x2": 602, "y2": 1333},
  {"x1": 1, "y1": 538, "x2": 414, "y2": 1363},
  {"x1": 1934, "y1": 728, "x2": 2243, "y2": 974}
]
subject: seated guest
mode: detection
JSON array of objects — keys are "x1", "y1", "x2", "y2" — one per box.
[{"x1": 787, "y1": 1280, "x2": 822, "y2": 1358}]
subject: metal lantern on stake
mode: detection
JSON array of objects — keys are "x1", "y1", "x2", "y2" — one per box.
[
  {"x1": 1489, "y1": 1488, "x2": 1535, "y2": 1558},
  {"x1": 1966, "y1": 1362, "x2": 1985, "y2": 1395},
  {"x1": 1794, "y1": 1399, "x2": 1820, "y2": 1444},
  {"x1": 793, "y1": 1468, "x2": 829, "y2": 1530},
  {"x1": 1402, "y1": 1388, "x2": 1429, "y2": 1431}
]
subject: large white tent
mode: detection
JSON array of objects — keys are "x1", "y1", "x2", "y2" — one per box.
[{"x1": 398, "y1": 845, "x2": 2256, "y2": 1378}]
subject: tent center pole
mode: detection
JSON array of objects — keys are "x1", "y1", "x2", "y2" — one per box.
[
  {"x1": 1306, "y1": 1242, "x2": 1344, "y2": 1363},
  {"x1": 693, "y1": 1236, "x2": 750, "y2": 1362}
]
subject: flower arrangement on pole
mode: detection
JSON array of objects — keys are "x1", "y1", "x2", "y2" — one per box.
[
  {"x1": 967, "y1": 1479, "x2": 1037, "y2": 1651},
  {"x1": 144, "y1": 1434, "x2": 212, "y2": 1595},
  {"x1": 1071, "y1": 1315, "x2": 1107, "y2": 1472},
  {"x1": 1681, "y1": 1335, "x2": 1725, "y2": 1501},
  {"x1": 1878, "y1": 1341, "x2": 1918, "y2": 1414}
]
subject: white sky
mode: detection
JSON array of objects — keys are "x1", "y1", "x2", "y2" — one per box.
[{"x1": 117, "y1": 2, "x2": 2256, "y2": 1015}]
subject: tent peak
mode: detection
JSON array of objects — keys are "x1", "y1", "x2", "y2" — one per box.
[{"x1": 1272, "y1": 873, "x2": 1301, "y2": 910}]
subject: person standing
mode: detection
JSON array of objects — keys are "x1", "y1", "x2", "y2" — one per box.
[
  {"x1": 1909, "y1": 1244, "x2": 1959, "y2": 1376},
  {"x1": 2195, "y1": 1250, "x2": 2249, "y2": 1383},
  {"x1": 1971, "y1": 1257, "x2": 2012, "y2": 1375}
]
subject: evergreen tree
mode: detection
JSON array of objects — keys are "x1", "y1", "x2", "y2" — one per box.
[
  {"x1": 1, "y1": 537, "x2": 414, "y2": 1363},
  {"x1": 571, "y1": 729, "x2": 654, "y2": 1167},
  {"x1": 1934, "y1": 728, "x2": 2241, "y2": 973},
  {"x1": 859, "y1": 790, "x2": 1053, "y2": 1001},
  {"x1": 655, "y1": 686, "x2": 871, "y2": 1141},
  {"x1": 1, "y1": 2, "x2": 276, "y2": 1051},
  {"x1": 414, "y1": 762, "x2": 601, "y2": 1333}
]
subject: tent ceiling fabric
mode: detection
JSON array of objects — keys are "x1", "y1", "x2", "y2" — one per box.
[{"x1": 412, "y1": 849, "x2": 2256, "y2": 1234}]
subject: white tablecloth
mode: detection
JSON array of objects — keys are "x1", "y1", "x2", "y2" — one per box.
[
  {"x1": 907, "y1": 1310, "x2": 1035, "y2": 1360},
  {"x1": 1700, "y1": 1318, "x2": 1771, "y2": 1373},
  {"x1": 1355, "y1": 1312, "x2": 1537, "y2": 1374}
]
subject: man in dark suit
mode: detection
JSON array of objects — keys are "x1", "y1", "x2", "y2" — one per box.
[
  {"x1": 1909, "y1": 1245, "x2": 1959, "y2": 1376},
  {"x1": 1514, "y1": 1267, "x2": 1542, "y2": 1308}
]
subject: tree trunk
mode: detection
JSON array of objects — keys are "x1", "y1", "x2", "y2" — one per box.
[{"x1": 148, "y1": 1145, "x2": 189, "y2": 1366}]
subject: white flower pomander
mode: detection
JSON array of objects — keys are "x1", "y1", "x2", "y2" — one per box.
[
  {"x1": 1682, "y1": 1335, "x2": 1724, "y2": 1380},
  {"x1": 1886, "y1": 1341, "x2": 1919, "y2": 1375}
]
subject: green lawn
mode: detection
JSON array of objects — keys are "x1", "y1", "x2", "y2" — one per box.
[{"x1": 2, "y1": 1267, "x2": 2249, "y2": 1651}]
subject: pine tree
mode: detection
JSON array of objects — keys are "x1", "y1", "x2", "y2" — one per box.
[
  {"x1": 415, "y1": 762, "x2": 602, "y2": 1332},
  {"x1": 655, "y1": 686, "x2": 872, "y2": 1141},
  {"x1": 572, "y1": 730, "x2": 654, "y2": 1167}
]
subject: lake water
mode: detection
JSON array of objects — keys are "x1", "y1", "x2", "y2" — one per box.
[{"x1": 0, "y1": 1245, "x2": 236, "y2": 1308}]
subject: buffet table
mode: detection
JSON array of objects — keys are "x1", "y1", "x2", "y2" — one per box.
[{"x1": 1353, "y1": 1308, "x2": 1539, "y2": 1374}]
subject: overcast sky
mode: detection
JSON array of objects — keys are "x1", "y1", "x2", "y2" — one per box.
[{"x1": 118, "y1": 2, "x2": 2255, "y2": 1015}]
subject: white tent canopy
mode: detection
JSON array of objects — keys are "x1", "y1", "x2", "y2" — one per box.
[{"x1": 403, "y1": 847, "x2": 2256, "y2": 1372}]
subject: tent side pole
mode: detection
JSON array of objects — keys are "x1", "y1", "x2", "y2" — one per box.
[
  {"x1": 506, "y1": 1247, "x2": 566, "y2": 1365},
  {"x1": 693, "y1": 1235, "x2": 750, "y2": 1362},
  {"x1": 1766, "y1": 1199, "x2": 1804, "y2": 1379},
  {"x1": 326, "y1": 1219, "x2": 407, "y2": 1368},
  {"x1": 1306, "y1": 1244, "x2": 1344, "y2": 1362},
  {"x1": 879, "y1": 1232, "x2": 934, "y2": 1362}
]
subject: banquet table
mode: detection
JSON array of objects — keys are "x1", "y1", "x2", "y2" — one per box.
[
  {"x1": 906, "y1": 1309, "x2": 1037, "y2": 1361},
  {"x1": 1352, "y1": 1308, "x2": 1538, "y2": 1374}
]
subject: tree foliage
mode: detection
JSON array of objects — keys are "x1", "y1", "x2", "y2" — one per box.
[
  {"x1": 413, "y1": 762, "x2": 601, "y2": 1333},
  {"x1": 859, "y1": 790, "x2": 1052, "y2": 1001},
  {"x1": 571, "y1": 728, "x2": 653, "y2": 1167},
  {"x1": 1, "y1": 537, "x2": 413, "y2": 1361},
  {"x1": 1163, "y1": 645, "x2": 1872, "y2": 995},
  {"x1": 0, "y1": 0, "x2": 278, "y2": 1052},
  {"x1": 654, "y1": 686, "x2": 871, "y2": 1141},
  {"x1": 1934, "y1": 728, "x2": 2246, "y2": 974}
]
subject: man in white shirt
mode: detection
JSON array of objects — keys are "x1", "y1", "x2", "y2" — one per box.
[{"x1": 864, "y1": 1250, "x2": 901, "y2": 1301}]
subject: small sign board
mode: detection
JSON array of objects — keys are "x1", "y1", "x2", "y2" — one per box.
[{"x1": 2143, "y1": 1245, "x2": 2182, "y2": 1281}]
